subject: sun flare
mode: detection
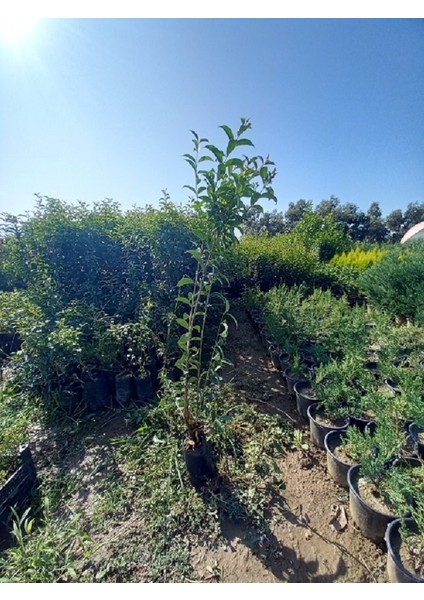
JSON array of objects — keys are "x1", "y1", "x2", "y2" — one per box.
[{"x1": 0, "y1": 15, "x2": 39, "y2": 46}]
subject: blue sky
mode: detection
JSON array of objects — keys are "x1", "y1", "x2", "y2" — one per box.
[{"x1": 1, "y1": 18, "x2": 423, "y2": 217}]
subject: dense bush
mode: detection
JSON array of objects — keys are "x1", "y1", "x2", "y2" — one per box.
[
  {"x1": 0, "y1": 198, "x2": 203, "y2": 408},
  {"x1": 0, "y1": 197, "x2": 199, "y2": 323},
  {"x1": 252, "y1": 284, "x2": 370, "y2": 359},
  {"x1": 225, "y1": 210, "x2": 352, "y2": 296},
  {"x1": 292, "y1": 211, "x2": 351, "y2": 261},
  {"x1": 225, "y1": 233, "x2": 339, "y2": 294},
  {"x1": 330, "y1": 246, "x2": 388, "y2": 271},
  {"x1": 360, "y1": 241, "x2": 424, "y2": 324}
]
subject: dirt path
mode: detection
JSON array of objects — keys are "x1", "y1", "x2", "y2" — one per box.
[{"x1": 192, "y1": 308, "x2": 388, "y2": 583}]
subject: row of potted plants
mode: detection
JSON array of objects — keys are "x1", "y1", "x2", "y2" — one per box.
[{"x1": 245, "y1": 289, "x2": 424, "y2": 583}]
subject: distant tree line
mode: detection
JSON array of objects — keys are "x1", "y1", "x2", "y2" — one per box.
[{"x1": 243, "y1": 196, "x2": 424, "y2": 243}]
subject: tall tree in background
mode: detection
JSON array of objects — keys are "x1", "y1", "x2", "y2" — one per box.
[
  {"x1": 366, "y1": 201, "x2": 387, "y2": 243},
  {"x1": 284, "y1": 199, "x2": 313, "y2": 230},
  {"x1": 243, "y1": 207, "x2": 286, "y2": 236},
  {"x1": 403, "y1": 202, "x2": 424, "y2": 232},
  {"x1": 241, "y1": 197, "x2": 424, "y2": 244},
  {"x1": 385, "y1": 209, "x2": 404, "y2": 242},
  {"x1": 315, "y1": 195, "x2": 341, "y2": 218}
]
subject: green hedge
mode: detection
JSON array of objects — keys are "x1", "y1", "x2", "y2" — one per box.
[
  {"x1": 225, "y1": 233, "x2": 355, "y2": 296},
  {"x1": 360, "y1": 241, "x2": 424, "y2": 324}
]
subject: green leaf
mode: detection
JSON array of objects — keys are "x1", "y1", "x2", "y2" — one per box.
[
  {"x1": 176, "y1": 296, "x2": 191, "y2": 306},
  {"x1": 226, "y1": 312, "x2": 238, "y2": 327},
  {"x1": 226, "y1": 158, "x2": 244, "y2": 169},
  {"x1": 183, "y1": 185, "x2": 197, "y2": 195},
  {"x1": 178, "y1": 333, "x2": 189, "y2": 350},
  {"x1": 199, "y1": 155, "x2": 213, "y2": 162},
  {"x1": 187, "y1": 249, "x2": 202, "y2": 260},
  {"x1": 175, "y1": 357, "x2": 186, "y2": 372},
  {"x1": 236, "y1": 138, "x2": 255, "y2": 148},
  {"x1": 213, "y1": 291, "x2": 230, "y2": 313},
  {"x1": 227, "y1": 139, "x2": 237, "y2": 155},
  {"x1": 176, "y1": 318, "x2": 189, "y2": 329},
  {"x1": 220, "y1": 124, "x2": 234, "y2": 141},
  {"x1": 228, "y1": 138, "x2": 254, "y2": 154},
  {"x1": 260, "y1": 166, "x2": 268, "y2": 182},
  {"x1": 177, "y1": 276, "x2": 194, "y2": 288},
  {"x1": 237, "y1": 118, "x2": 251, "y2": 137},
  {"x1": 206, "y1": 144, "x2": 224, "y2": 163}
]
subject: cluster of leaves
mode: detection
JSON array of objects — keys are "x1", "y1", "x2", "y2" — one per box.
[
  {"x1": 360, "y1": 240, "x2": 424, "y2": 324},
  {"x1": 0, "y1": 292, "x2": 158, "y2": 410},
  {"x1": 257, "y1": 284, "x2": 369, "y2": 359},
  {"x1": 342, "y1": 421, "x2": 424, "y2": 521},
  {"x1": 225, "y1": 207, "x2": 357, "y2": 297},
  {"x1": 246, "y1": 283, "x2": 424, "y2": 428}
]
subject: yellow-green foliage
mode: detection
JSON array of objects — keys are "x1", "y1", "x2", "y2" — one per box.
[{"x1": 330, "y1": 247, "x2": 388, "y2": 271}]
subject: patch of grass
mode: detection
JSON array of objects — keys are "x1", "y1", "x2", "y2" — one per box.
[
  {"x1": 0, "y1": 500, "x2": 90, "y2": 583},
  {"x1": 0, "y1": 381, "x2": 292, "y2": 583},
  {"x1": 0, "y1": 386, "x2": 39, "y2": 484},
  {"x1": 93, "y1": 384, "x2": 293, "y2": 581}
]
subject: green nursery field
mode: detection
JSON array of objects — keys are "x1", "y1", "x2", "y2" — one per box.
[{"x1": 0, "y1": 120, "x2": 423, "y2": 583}]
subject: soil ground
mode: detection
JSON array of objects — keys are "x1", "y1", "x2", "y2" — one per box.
[{"x1": 26, "y1": 308, "x2": 388, "y2": 582}]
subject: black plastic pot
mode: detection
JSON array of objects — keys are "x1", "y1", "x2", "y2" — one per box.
[
  {"x1": 279, "y1": 352, "x2": 291, "y2": 372},
  {"x1": 269, "y1": 345, "x2": 281, "y2": 370},
  {"x1": 294, "y1": 380, "x2": 318, "y2": 418},
  {"x1": 385, "y1": 518, "x2": 424, "y2": 583},
  {"x1": 348, "y1": 415, "x2": 374, "y2": 433},
  {"x1": 363, "y1": 360, "x2": 380, "y2": 378},
  {"x1": 182, "y1": 431, "x2": 217, "y2": 489},
  {"x1": 307, "y1": 404, "x2": 349, "y2": 450},
  {"x1": 284, "y1": 367, "x2": 308, "y2": 397},
  {"x1": 324, "y1": 430, "x2": 358, "y2": 489},
  {"x1": 384, "y1": 378, "x2": 401, "y2": 397},
  {"x1": 0, "y1": 446, "x2": 38, "y2": 548},
  {"x1": 409, "y1": 423, "x2": 424, "y2": 459},
  {"x1": 115, "y1": 372, "x2": 135, "y2": 406},
  {"x1": 347, "y1": 465, "x2": 399, "y2": 543},
  {"x1": 82, "y1": 371, "x2": 113, "y2": 411},
  {"x1": 135, "y1": 373, "x2": 154, "y2": 404},
  {"x1": 300, "y1": 357, "x2": 315, "y2": 371}
]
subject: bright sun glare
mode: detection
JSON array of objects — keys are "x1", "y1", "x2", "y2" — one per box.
[{"x1": 0, "y1": 15, "x2": 39, "y2": 46}]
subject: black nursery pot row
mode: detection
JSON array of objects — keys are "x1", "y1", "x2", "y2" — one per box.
[
  {"x1": 310, "y1": 417, "x2": 424, "y2": 582},
  {"x1": 62, "y1": 368, "x2": 156, "y2": 412}
]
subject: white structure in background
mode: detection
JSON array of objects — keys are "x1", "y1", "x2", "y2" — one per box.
[{"x1": 400, "y1": 221, "x2": 424, "y2": 244}]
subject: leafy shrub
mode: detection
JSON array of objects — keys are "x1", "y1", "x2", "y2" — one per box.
[
  {"x1": 256, "y1": 284, "x2": 369, "y2": 359},
  {"x1": 331, "y1": 246, "x2": 388, "y2": 271},
  {"x1": 0, "y1": 197, "x2": 199, "y2": 323},
  {"x1": 360, "y1": 241, "x2": 424, "y2": 323},
  {"x1": 293, "y1": 210, "x2": 351, "y2": 261},
  {"x1": 225, "y1": 233, "x2": 330, "y2": 293}
]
